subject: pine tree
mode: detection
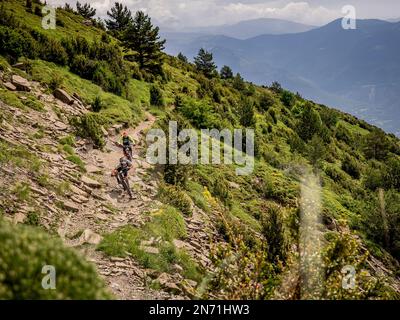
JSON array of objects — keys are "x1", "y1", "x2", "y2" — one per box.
[
  {"x1": 239, "y1": 97, "x2": 256, "y2": 128},
  {"x1": 64, "y1": 3, "x2": 74, "y2": 13},
  {"x1": 297, "y1": 102, "x2": 322, "y2": 141},
  {"x1": 232, "y1": 73, "x2": 245, "y2": 91},
  {"x1": 177, "y1": 52, "x2": 188, "y2": 63},
  {"x1": 194, "y1": 48, "x2": 216, "y2": 78},
  {"x1": 220, "y1": 65, "x2": 233, "y2": 79},
  {"x1": 105, "y1": 2, "x2": 132, "y2": 37},
  {"x1": 123, "y1": 11, "x2": 166, "y2": 73},
  {"x1": 76, "y1": 2, "x2": 96, "y2": 19},
  {"x1": 270, "y1": 81, "x2": 282, "y2": 93}
]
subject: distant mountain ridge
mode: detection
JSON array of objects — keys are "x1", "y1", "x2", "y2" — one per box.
[
  {"x1": 162, "y1": 18, "x2": 315, "y2": 39},
  {"x1": 163, "y1": 19, "x2": 400, "y2": 135}
]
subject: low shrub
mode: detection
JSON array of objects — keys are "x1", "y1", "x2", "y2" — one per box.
[
  {"x1": 0, "y1": 221, "x2": 111, "y2": 299},
  {"x1": 158, "y1": 184, "x2": 192, "y2": 216},
  {"x1": 71, "y1": 113, "x2": 105, "y2": 148},
  {"x1": 150, "y1": 85, "x2": 164, "y2": 107}
]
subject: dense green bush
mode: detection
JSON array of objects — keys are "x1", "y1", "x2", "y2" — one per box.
[
  {"x1": 335, "y1": 123, "x2": 353, "y2": 145},
  {"x1": 239, "y1": 97, "x2": 256, "y2": 127},
  {"x1": 0, "y1": 221, "x2": 111, "y2": 299},
  {"x1": 363, "y1": 129, "x2": 390, "y2": 161},
  {"x1": 149, "y1": 85, "x2": 164, "y2": 106},
  {"x1": 71, "y1": 113, "x2": 105, "y2": 148},
  {"x1": 0, "y1": 26, "x2": 37, "y2": 63},
  {"x1": 296, "y1": 102, "x2": 322, "y2": 141},
  {"x1": 261, "y1": 204, "x2": 287, "y2": 264},
  {"x1": 258, "y1": 92, "x2": 275, "y2": 112},
  {"x1": 40, "y1": 38, "x2": 68, "y2": 66},
  {"x1": 362, "y1": 190, "x2": 400, "y2": 260},
  {"x1": 364, "y1": 163, "x2": 386, "y2": 190},
  {"x1": 179, "y1": 99, "x2": 219, "y2": 129},
  {"x1": 280, "y1": 90, "x2": 295, "y2": 108},
  {"x1": 320, "y1": 107, "x2": 339, "y2": 128},
  {"x1": 158, "y1": 184, "x2": 192, "y2": 216},
  {"x1": 385, "y1": 156, "x2": 400, "y2": 189},
  {"x1": 342, "y1": 155, "x2": 361, "y2": 179}
]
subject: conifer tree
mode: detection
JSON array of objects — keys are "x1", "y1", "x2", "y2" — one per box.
[
  {"x1": 123, "y1": 11, "x2": 166, "y2": 73},
  {"x1": 105, "y1": 2, "x2": 132, "y2": 37},
  {"x1": 76, "y1": 2, "x2": 96, "y2": 19},
  {"x1": 220, "y1": 65, "x2": 233, "y2": 79},
  {"x1": 194, "y1": 48, "x2": 216, "y2": 78}
]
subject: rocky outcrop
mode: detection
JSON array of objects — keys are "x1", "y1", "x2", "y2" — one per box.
[
  {"x1": 3, "y1": 82, "x2": 16, "y2": 91},
  {"x1": 81, "y1": 175, "x2": 102, "y2": 188},
  {"x1": 11, "y1": 75, "x2": 30, "y2": 91},
  {"x1": 54, "y1": 88, "x2": 74, "y2": 105}
]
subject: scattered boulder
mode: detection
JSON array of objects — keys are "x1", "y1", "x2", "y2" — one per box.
[
  {"x1": 63, "y1": 200, "x2": 80, "y2": 213},
  {"x1": 3, "y1": 82, "x2": 16, "y2": 91},
  {"x1": 13, "y1": 212, "x2": 26, "y2": 224},
  {"x1": 173, "y1": 239, "x2": 186, "y2": 250},
  {"x1": 80, "y1": 229, "x2": 102, "y2": 245},
  {"x1": 156, "y1": 273, "x2": 182, "y2": 294},
  {"x1": 81, "y1": 175, "x2": 102, "y2": 188},
  {"x1": 54, "y1": 88, "x2": 74, "y2": 105},
  {"x1": 69, "y1": 184, "x2": 88, "y2": 197},
  {"x1": 54, "y1": 121, "x2": 68, "y2": 131},
  {"x1": 11, "y1": 75, "x2": 30, "y2": 91},
  {"x1": 30, "y1": 186, "x2": 47, "y2": 197},
  {"x1": 85, "y1": 164, "x2": 102, "y2": 174}
]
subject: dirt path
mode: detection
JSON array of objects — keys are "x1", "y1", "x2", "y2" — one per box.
[{"x1": 66, "y1": 112, "x2": 183, "y2": 299}]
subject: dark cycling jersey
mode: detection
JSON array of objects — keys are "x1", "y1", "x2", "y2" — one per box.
[
  {"x1": 116, "y1": 158, "x2": 132, "y2": 176},
  {"x1": 122, "y1": 136, "x2": 134, "y2": 147}
]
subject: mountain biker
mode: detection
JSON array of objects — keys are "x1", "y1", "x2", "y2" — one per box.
[
  {"x1": 112, "y1": 156, "x2": 133, "y2": 199},
  {"x1": 118, "y1": 131, "x2": 134, "y2": 160}
]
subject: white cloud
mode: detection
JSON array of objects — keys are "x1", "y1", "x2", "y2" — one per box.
[{"x1": 47, "y1": 0, "x2": 395, "y2": 28}]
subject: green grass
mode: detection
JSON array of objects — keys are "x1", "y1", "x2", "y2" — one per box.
[
  {"x1": 55, "y1": 180, "x2": 71, "y2": 196},
  {"x1": 30, "y1": 60, "x2": 143, "y2": 126},
  {"x1": 230, "y1": 202, "x2": 262, "y2": 232},
  {"x1": 0, "y1": 139, "x2": 42, "y2": 172},
  {"x1": 59, "y1": 134, "x2": 76, "y2": 146},
  {"x1": 186, "y1": 181, "x2": 211, "y2": 213},
  {"x1": 2, "y1": 0, "x2": 105, "y2": 42},
  {"x1": 66, "y1": 154, "x2": 86, "y2": 172},
  {"x1": 0, "y1": 88, "x2": 25, "y2": 109},
  {"x1": 13, "y1": 182, "x2": 31, "y2": 202},
  {"x1": 0, "y1": 88, "x2": 45, "y2": 112},
  {"x1": 99, "y1": 206, "x2": 201, "y2": 281}
]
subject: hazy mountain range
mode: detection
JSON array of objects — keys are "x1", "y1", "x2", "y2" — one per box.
[
  {"x1": 163, "y1": 18, "x2": 400, "y2": 135},
  {"x1": 160, "y1": 18, "x2": 315, "y2": 39}
]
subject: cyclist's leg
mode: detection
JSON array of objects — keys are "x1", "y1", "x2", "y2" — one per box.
[{"x1": 123, "y1": 170, "x2": 133, "y2": 198}]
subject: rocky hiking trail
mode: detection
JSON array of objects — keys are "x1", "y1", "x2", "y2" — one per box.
[{"x1": 0, "y1": 73, "x2": 217, "y2": 300}]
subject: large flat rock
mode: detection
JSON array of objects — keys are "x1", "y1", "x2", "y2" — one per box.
[
  {"x1": 81, "y1": 175, "x2": 102, "y2": 188},
  {"x1": 11, "y1": 75, "x2": 30, "y2": 91}
]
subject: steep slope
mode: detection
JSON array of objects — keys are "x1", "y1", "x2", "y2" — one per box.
[{"x1": 1, "y1": 0, "x2": 400, "y2": 300}]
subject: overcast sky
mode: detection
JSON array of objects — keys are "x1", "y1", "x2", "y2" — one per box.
[{"x1": 48, "y1": 0, "x2": 400, "y2": 27}]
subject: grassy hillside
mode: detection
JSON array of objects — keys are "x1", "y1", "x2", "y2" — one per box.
[{"x1": 0, "y1": 0, "x2": 399, "y2": 299}]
